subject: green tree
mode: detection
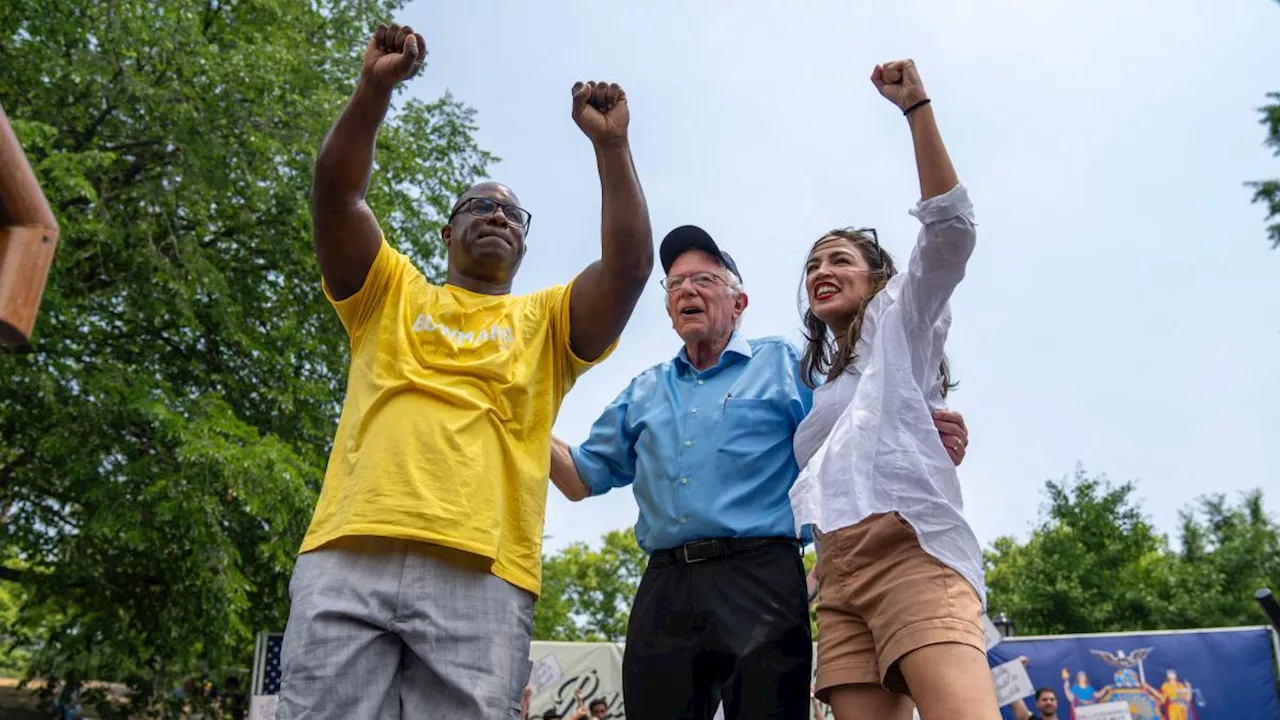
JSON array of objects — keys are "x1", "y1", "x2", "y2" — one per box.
[
  {"x1": 983, "y1": 466, "x2": 1179, "y2": 635},
  {"x1": 534, "y1": 530, "x2": 647, "y2": 642},
  {"x1": 534, "y1": 545, "x2": 583, "y2": 643},
  {"x1": 985, "y1": 466, "x2": 1280, "y2": 636},
  {"x1": 1245, "y1": 1, "x2": 1280, "y2": 248},
  {"x1": 1247, "y1": 93, "x2": 1280, "y2": 249},
  {"x1": 0, "y1": 579, "x2": 29, "y2": 677},
  {"x1": 0, "y1": 0, "x2": 492, "y2": 715},
  {"x1": 1167, "y1": 490, "x2": 1280, "y2": 628}
]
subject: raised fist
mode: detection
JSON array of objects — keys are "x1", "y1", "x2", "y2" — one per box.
[
  {"x1": 871, "y1": 59, "x2": 928, "y2": 112},
  {"x1": 572, "y1": 81, "x2": 630, "y2": 146},
  {"x1": 362, "y1": 23, "x2": 426, "y2": 91}
]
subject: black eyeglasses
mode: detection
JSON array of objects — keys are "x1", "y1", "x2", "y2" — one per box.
[{"x1": 449, "y1": 197, "x2": 532, "y2": 231}]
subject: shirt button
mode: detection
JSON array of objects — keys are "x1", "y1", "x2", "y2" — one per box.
[
  {"x1": 690, "y1": 408, "x2": 698, "y2": 414},
  {"x1": 680, "y1": 517, "x2": 688, "y2": 524},
  {"x1": 697, "y1": 379, "x2": 705, "y2": 386},
  {"x1": 681, "y1": 478, "x2": 689, "y2": 485},
  {"x1": 684, "y1": 440, "x2": 692, "y2": 447}
]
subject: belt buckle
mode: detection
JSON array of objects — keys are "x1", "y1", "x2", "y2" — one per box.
[{"x1": 680, "y1": 539, "x2": 720, "y2": 564}]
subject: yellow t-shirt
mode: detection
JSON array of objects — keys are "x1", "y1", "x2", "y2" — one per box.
[{"x1": 301, "y1": 238, "x2": 612, "y2": 596}]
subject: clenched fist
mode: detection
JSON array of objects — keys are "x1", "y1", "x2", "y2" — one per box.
[
  {"x1": 871, "y1": 59, "x2": 928, "y2": 112},
  {"x1": 363, "y1": 23, "x2": 426, "y2": 91},
  {"x1": 572, "y1": 81, "x2": 630, "y2": 146}
]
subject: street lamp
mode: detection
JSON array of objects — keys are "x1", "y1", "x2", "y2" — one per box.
[{"x1": 992, "y1": 611, "x2": 1014, "y2": 638}]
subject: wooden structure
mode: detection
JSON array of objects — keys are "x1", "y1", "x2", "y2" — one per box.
[{"x1": 0, "y1": 103, "x2": 59, "y2": 346}]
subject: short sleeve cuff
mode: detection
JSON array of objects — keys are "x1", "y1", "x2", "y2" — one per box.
[
  {"x1": 322, "y1": 235, "x2": 393, "y2": 307},
  {"x1": 322, "y1": 236, "x2": 401, "y2": 338},
  {"x1": 559, "y1": 276, "x2": 621, "y2": 377}
]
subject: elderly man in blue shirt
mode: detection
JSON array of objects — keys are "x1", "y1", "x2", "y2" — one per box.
[{"x1": 549, "y1": 225, "x2": 969, "y2": 720}]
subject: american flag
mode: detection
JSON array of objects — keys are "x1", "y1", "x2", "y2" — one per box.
[{"x1": 254, "y1": 632, "x2": 285, "y2": 696}]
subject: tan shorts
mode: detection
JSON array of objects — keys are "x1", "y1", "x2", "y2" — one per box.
[{"x1": 813, "y1": 512, "x2": 985, "y2": 700}]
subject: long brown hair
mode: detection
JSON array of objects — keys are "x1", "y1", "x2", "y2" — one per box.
[{"x1": 799, "y1": 229, "x2": 955, "y2": 395}]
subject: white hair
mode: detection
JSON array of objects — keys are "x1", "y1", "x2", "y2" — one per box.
[
  {"x1": 724, "y1": 269, "x2": 745, "y2": 328},
  {"x1": 663, "y1": 262, "x2": 746, "y2": 329}
]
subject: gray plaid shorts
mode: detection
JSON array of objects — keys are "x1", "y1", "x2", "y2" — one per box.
[{"x1": 275, "y1": 536, "x2": 535, "y2": 720}]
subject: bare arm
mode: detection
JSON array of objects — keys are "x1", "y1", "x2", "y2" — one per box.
[
  {"x1": 313, "y1": 24, "x2": 424, "y2": 300},
  {"x1": 871, "y1": 59, "x2": 959, "y2": 202},
  {"x1": 1008, "y1": 656, "x2": 1036, "y2": 720},
  {"x1": 906, "y1": 102, "x2": 958, "y2": 202},
  {"x1": 566, "y1": 82, "x2": 654, "y2": 362},
  {"x1": 550, "y1": 436, "x2": 591, "y2": 501}
]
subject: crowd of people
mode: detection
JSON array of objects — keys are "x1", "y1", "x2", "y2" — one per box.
[{"x1": 271, "y1": 19, "x2": 1005, "y2": 720}]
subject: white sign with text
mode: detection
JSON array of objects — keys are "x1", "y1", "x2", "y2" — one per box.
[
  {"x1": 991, "y1": 658, "x2": 1036, "y2": 708},
  {"x1": 1073, "y1": 701, "x2": 1134, "y2": 720},
  {"x1": 528, "y1": 653, "x2": 564, "y2": 696}
]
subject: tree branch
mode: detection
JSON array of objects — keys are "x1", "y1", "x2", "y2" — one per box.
[{"x1": 72, "y1": 67, "x2": 127, "y2": 153}]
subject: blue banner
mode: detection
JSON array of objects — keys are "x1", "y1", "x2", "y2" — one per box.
[{"x1": 988, "y1": 627, "x2": 1279, "y2": 720}]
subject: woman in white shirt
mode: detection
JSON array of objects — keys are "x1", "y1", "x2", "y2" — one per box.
[{"x1": 788, "y1": 60, "x2": 999, "y2": 720}]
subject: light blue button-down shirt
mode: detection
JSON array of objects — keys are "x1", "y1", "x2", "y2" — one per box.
[{"x1": 570, "y1": 333, "x2": 814, "y2": 552}]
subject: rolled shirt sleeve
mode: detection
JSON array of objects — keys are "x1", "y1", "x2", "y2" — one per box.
[{"x1": 569, "y1": 381, "x2": 639, "y2": 496}]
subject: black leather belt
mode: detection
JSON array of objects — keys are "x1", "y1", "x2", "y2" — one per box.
[{"x1": 650, "y1": 537, "x2": 798, "y2": 565}]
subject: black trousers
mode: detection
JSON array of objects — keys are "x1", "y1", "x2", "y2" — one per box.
[{"x1": 622, "y1": 539, "x2": 813, "y2": 720}]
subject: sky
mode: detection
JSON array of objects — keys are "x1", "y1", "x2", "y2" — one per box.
[{"x1": 396, "y1": 0, "x2": 1280, "y2": 555}]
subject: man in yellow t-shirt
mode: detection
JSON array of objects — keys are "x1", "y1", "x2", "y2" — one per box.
[{"x1": 275, "y1": 23, "x2": 653, "y2": 720}]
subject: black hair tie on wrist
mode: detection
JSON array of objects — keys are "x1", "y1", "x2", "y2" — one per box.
[{"x1": 903, "y1": 98, "x2": 931, "y2": 116}]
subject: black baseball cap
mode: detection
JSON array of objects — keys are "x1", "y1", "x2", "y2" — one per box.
[{"x1": 659, "y1": 225, "x2": 742, "y2": 282}]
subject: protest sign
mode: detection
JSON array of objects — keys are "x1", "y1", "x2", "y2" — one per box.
[{"x1": 992, "y1": 658, "x2": 1035, "y2": 708}]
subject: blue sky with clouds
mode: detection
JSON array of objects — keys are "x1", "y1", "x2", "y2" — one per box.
[{"x1": 394, "y1": 0, "x2": 1280, "y2": 554}]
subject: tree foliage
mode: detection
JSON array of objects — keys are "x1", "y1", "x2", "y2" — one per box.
[
  {"x1": 1167, "y1": 489, "x2": 1280, "y2": 628},
  {"x1": 1247, "y1": 93, "x2": 1280, "y2": 249},
  {"x1": 985, "y1": 466, "x2": 1280, "y2": 636},
  {"x1": 0, "y1": 577, "x2": 30, "y2": 677},
  {"x1": 535, "y1": 530, "x2": 647, "y2": 643},
  {"x1": 1245, "y1": 1, "x2": 1280, "y2": 248},
  {"x1": 0, "y1": 0, "x2": 493, "y2": 715},
  {"x1": 984, "y1": 467, "x2": 1175, "y2": 635}
]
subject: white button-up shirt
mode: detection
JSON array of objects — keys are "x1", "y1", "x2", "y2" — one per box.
[{"x1": 789, "y1": 183, "x2": 986, "y2": 606}]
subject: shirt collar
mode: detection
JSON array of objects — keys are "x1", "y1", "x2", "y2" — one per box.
[{"x1": 675, "y1": 331, "x2": 753, "y2": 371}]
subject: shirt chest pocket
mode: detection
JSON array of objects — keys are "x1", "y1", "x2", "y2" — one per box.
[{"x1": 714, "y1": 398, "x2": 791, "y2": 456}]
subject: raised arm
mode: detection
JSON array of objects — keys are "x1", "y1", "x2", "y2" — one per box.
[
  {"x1": 1009, "y1": 657, "x2": 1035, "y2": 720},
  {"x1": 871, "y1": 60, "x2": 975, "y2": 337},
  {"x1": 566, "y1": 81, "x2": 654, "y2": 362},
  {"x1": 871, "y1": 59, "x2": 958, "y2": 202},
  {"x1": 312, "y1": 23, "x2": 424, "y2": 301},
  {"x1": 550, "y1": 436, "x2": 591, "y2": 501}
]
